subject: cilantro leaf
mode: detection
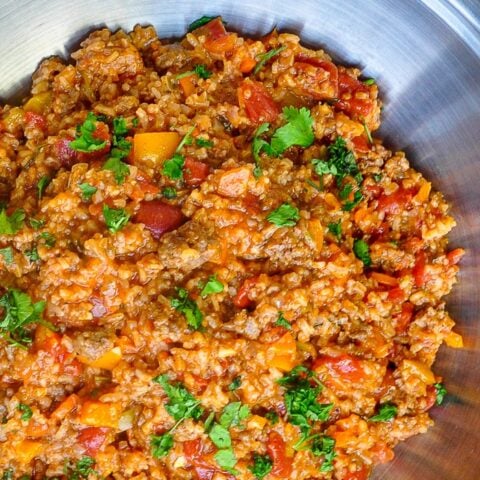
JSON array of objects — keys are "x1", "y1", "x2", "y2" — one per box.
[
  {"x1": 70, "y1": 113, "x2": 107, "y2": 153},
  {"x1": 40, "y1": 232, "x2": 56, "y2": 248},
  {"x1": 353, "y1": 239, "x2": 371, "y2": 266},
  {"x1": 103, "y1": 157, "x2": 130, "y2": 184},
  {"x1": 434, "y1": 383, "x2": 447, "y2": 405},
  {"x1": 17, "y1": 403, "x2": 33, "y2": 421},
  {"x1": 249, "y1": 453, "x2": 273, "y2": 480},
  {"x1": 265, "y1": 411, "x2": 279, "y2": 425},
  {"x1": 37, "y1": 175, "x2": 51, "y2": 200},
  {"x1": 29, "y1": 218, "x2": 45, "y2": 230},
  {"x1": 66, "y1": 456, "x2": 97, "y2": 480},
  {"x1": 266, "y1": 203, "x2": 300, "y2": 227},
  {"x1": 188, "y1": 15, "x2": 218, "y2": 32},
  {"x1": 311, "y1": 435, "x2": 336, "y2": 472},
  {"x1": 0, "y1": 247, "x2": 13, "y2": 265},
  {"x1": 228, "y1": 376, "x2": 241, "y2": 391},
  {"x1": 219, "y1": 402, "x2": 250, "y2": 429},
  {"x1": 194, "y1": 64, "x2": 212, "y2": 79},
  {"x1": 171, "y1": 288, "x2": 203, "y2": 330},
  {"x1": 343, "y1": 190, "x2": 363, "y2": 211},
  {"x1": 214, "y1": 448, "x2": 238, "y2": 474},
  {"x1": 373, "y1": 173, "x2": 383, "y2": 183},
  {"x1": 0, "y1": 289, "x2": 45, "y2": 348},
  {"x1": 209, "y1": 423, "x2": 231, "y2": 448},
  {"x1": 24, "y1": 247, "x2": 40, "y2": 262},
  {"x1": 113, "y1": 117, "x2": 129, "y2": 137},
  {"x1": 102, "y1": 205, "x2": 130, "y2": 233},
  {"x1": 254, "y1": 45, "x2": 286, "y2": 74},
  {"x1": 153, "y1": 374, "x2": 204, "y2": 422},
  {"x1": 0, "y1": 209, "x2": 25, "y2": 235},
  {"x1": 252, "y1": 122, "x2": 274, "y2": 177},
  {"x1": 370, "y1": 403, "x2": 397, "y2": 422},
  {"x1": 150, "y1": 432, "x2": 174, "y2": 458},
  {"x1": 196, "y1": 137, "x2": 214, "y2": 148},
  {"x1": 328, "y1": 222, "x2": 342, "y2": 240},
  {"x1": 78, "y1": 183, "x2": 97, "y2": 201},
  {"x1": 270, "y1": 107, "x2": 315, "y2": 155},
  {"x1": 200, "y1": 275, "x2": 224, "y2": 298},
  {"x1": 275, "y1": 311, "x2": 292, "y2": 330},
  {"x1": 163, "y1": 153, "x2": 185, "y2": 180},
  {"x1": 162, "y1": 187, "x2": 177, "y2": 199}
]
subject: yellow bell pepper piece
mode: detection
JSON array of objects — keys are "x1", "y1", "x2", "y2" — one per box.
[
  {"x1": 15, "y1": 440, "x2": 43, "y2": 463},
  {"x1": 133, "y1": 132, "x2": 181, "y2": 164},
  {"x1": 23, "y1": 92, "x2": 52, "y2": 114},
  {"x1": 78, "y1": 347, "x2": 122, "y2": 370},
  {"x1": 79, "y1": 400, "x2": 123, "y2": 429}
]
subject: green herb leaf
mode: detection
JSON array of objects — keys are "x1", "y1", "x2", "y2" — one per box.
[
  {"x1": 353, "y1": 239, "x2": 371, "y2": 266},
  {"x1": 103, "y1": 157, "x2": 130, "y2": 184},
  {"x1": 265, "y1": 411, "x2": 279, "y2": 425},
  {"x1": 162, "y1": 187, "x2": 178, "y2": 199},
  {"x1": 373, "y1": 173, "x2": 383, "y2": 183},
  {"x1": 249, "y1": 453, "x2": 273, "y2": 480},
  {"x1": 342, "y1": 190, "x2": 363, "y2": 211},
  {"x1": 153, "y1": 374, "x2": 204, "y2": 422},
  {"x1": 29, "y1": 218, "x2": 45, "y2": 230},
  {"x1": 0, "y1": 209, "x2": 25, "y2": 235},
  {"x1": 251, "y1": 122, "x2": 273, "y2": 178},
  {"x1": 162, "y1": 153, "x2": 185, "y2": 180},
  {"x1": 275, "y1": 311, "x2": 292, "y2": 330},
  {"x1": 37, "y1": 175, "x2": 51, "y2": 200},
  {"x1": 328, "y1": 222, "x2": 342, "y2": 240},
  {"x1": 200, "y1": 275, "x2": 224, "y2": 298},
  {"x1": 270, "y1": 107, "x2": 315, "y2": 155},
  {"x1": 171, "y1": 288, "x2": 203, "y2": 330},
  {"x1": 78, "y1": 183, "x2": 97, "y2": 201},
  {"x1": 70, "y1": 113, "x2": 107, "y2": 153},
  {"x1": 219, "y1": 402, "x2": 250, "y2": 429},
  {"x1": 188, "y1": 15, "x2": 218, "y2": 32},
  {"x1": 0, "y1": 289, "x2": 45, "y2": 348},
  {"x1": 266, "y1": 203, "x2": 300, "y2": 227},
  {"x1": 1, "y1": 470, "x2": 13, "y2": 480},
  {"x1": 196, "y1": 137, "x2": 214, "y2": 148},
  {"x1": 102, "y1": 205, "x2": 130, "y2": 233},
  {"x1": 150, "y1": 433, "x2": 174, "y2": 458},
  {"x1": 132, "y1": 117, "x2": 139, "y2": 128},
  {"x1": 17, "y1": 403, "x2": 33, "y2": 422},
  {"x1": 209, "y1": 423, "x2": 231, "y2": 448},
  {"x1": 254, "y1": 45, "x2": 286, "y2": 75},
  {"x1": 214, "y1": 448, "x2": 238, "y2": 474},
  {"x1": 24, "y1": 247, "x2": 40, "y2": 262},
  {"x1": 434, "y1": 383, "x2": 447, "y2": 405},
  {"x1": 176, "y1": 126, "x2": 195, "y2": 153},
  {"x1": 228, "y1": 376, "x2": 242, "y2": 391},
  {"x1": 204, "y1": 411, "x2": 215, "y2": 432},
  {"x1": 370, "y1": 403, "x2": 397, "y2": 422},
  {"x1": 40, "y1": 232, "x2": 56, "y2": 248},
  {"x1": 0, "y1": 247, "x2": 13, "y2": 265},
  {"x1": 68, "y1": 456, "x2": 97, "y2": 480},
  {"x1": 363, "y1": 121, "x2": 373, "y2": 145},
  {"x1": 113, "y1": 117, "x2": 129, "y2": 137},
  {"x1": 339, "y1": 183, "x2": 353, "y2": 200},
  {"x1": 363, "y1": 78, "x2": 376, "y2": 86},
  {"x1": 312, "y1": 159, "x2": 337, "y2": 177},
  {"x1": 311, "y1": 435, "x2": 336, "y2": 472},
  {"x1": 195, "y1": 64, "x2": 212, "y2": 79}
]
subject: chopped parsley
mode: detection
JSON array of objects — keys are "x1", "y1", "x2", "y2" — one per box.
[
  {"x1": 17, "y1": 403, "x2": 33, "y2": 421},
  {"x1": 171, "y1": 287, "x2": 203, "y2": 330},
  {"x1": 277, "y1": 366, "x2": 332, "y2": 436},
  {"x1": 195, "y1": 137, "x2": 214, "y2": 148},
  {"x1": 176, "y1": 64, "x2": 212, "y2": 80},
  {"x1": 29, "y1": 218, "x2": 45, "y2": 230},
  {"x1": 70, "y1": 113, "x2": 107, "y2": 153},
  {"x1": 78, "y1": 183, "x2": 97, "y2": 201},
  {"x1": 266, "y1": 203, "x2": 300, "y2": 227},
  {"x1": 37, "y1": 175, "x2": 51, "y2": 200},
  {"x1": 343, "y1": 190, "x2": 363, "y2": 211},
  {"x1": 353, "y1": 239, "x2": 371, "y2": 266},
  {"x1": 102, "y1": 205, "x2": 130, "y2": 233},
  {"x1": 228, "y1": 376, "x2": 242, "y2": 391},
  {"x1": 275, "y1": 311, "x2": 292, "y2": 330},
  {"x1": 339, "y1": 184, "x2": 353, "y2": 200},
  {"x1": 103, "y1": 155, "x2": 130, "y2": 185},
  {"x1": 219, "y1": 402, "x2": 250, "y2": 429},
  {"x1": 0, "y1": 288, "x2": 46, "y2": 348},
  {"x1": 249, "y1": 453, "x2": 273, "y2": 480},
  {"x1": 24, "y1": 247, "x2": 40, "y2": 262},
  {"x1": 103, "y1": 116, "x2": 132, "y2": 184},
  {"x1": 200, "y1": 275, "x2": 224, "y2": 298},
  {"x1": 265, "y1": 410, "x2": 279, "y2": 425},
  {"x1": 254, "y1": 45, "x2": 286, "y2": 75},
  {"x1": 162, "y1": 187, "x2": 177, "y2": 199},
  {"x1": 1, "y1": 470, "x2": 13, "y2": 480},
  {"x1": 163, "y1": 126, "x2": 195, "y2": 180},
  {"x1": 434, "y1": 383, "x2": 447, "y2": 405},
  {"x1": 311, "y1": 435, "x2": 336, "y2": 472},
  {"x1": 370, "y1": 403, "x2": 398, "y2": 422},
  {"x1": 188, "y1": 15, "x2": 218, "y2": 32},
  {"x1": 363, "y1": 78, "x2": 376, "y2": 86},
  {"x1": 373, "y1": 173, "x2": 383, "y2": 183},
  {"x1": 40, "y1": 232, "x2": 56, "y2": 248},
  {"x1": 64, "y1": 456, "x2": 97, "y2": 480},
  {"x1": 0, "y1": 208, "x2": 25, "y2": 235},
  {"x1": 251, "y1": 122, "x2": 272, "y2": 177},
  {"x1": 150, "y1": 432, "x2": 174, "y2": 458},
  {"x1": 328, "y1": 222, "x2": 342, "y2": 240},
  {"x1": 0, "y1": 247, "x2": 13, "y2": 265},
  {"x1": 363, "y1": 121, "x2": 373, "y2": 145}
]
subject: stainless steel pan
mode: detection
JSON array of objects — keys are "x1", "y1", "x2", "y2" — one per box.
[{"x1": 1, "y1": 1, "x2": 479, "y2": 478}]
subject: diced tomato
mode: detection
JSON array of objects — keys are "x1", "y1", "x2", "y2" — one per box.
[
  {"x1": 292, "y1": 55, "x2": 338, "y2": 100},
  {"x1": 412, "y1": 251, "x2": 428, "y2": 288},
  {"x1": 351, "y1": 135, "x2": 370, "y2": 153},
  {"x1": 423, "y1": 385, "x2": 438, "y2": 412},
  {"x1": 184, "y1": 157, "x2": 210, "y2": 186},
  {"x1": 184, "y1": 439, "x2": 217, "y2": 480},
  {"x1": 135, "y1": 171, "x2": 160, "y2": 196},
  {"x1": 238, "y1": 79, "x2": 280, "y2": 124},
  {"x1": 370, "y1": 442, "x2": 395, "y2": 464},
  {"x1": 313, "y1": 354, "x2": 366, "y2": 383},
  {"x1": 233, "y1": 276, "x2": 258, "y2": 308},
  {"x1": 77, "y1": 427, "x2": 109, "y2": 456},
  {"x1": 55, "y1": 138, "x2": 78, "y2": 168},
  {"x1": 201, "y1": 18, "x2": 236, "y2": 54},
  {"x1": 25, "y1": 111, "x2": 47, "y2": 132},
  {"x1": 377, "y1": 187, "x2": 417, "y2": 215},
  {"x1": 446, "y1": 248, "x2": 465, "y2": 265},
  {"x1": 336, "y1": 72, "x2": 373, "y2": 119},
  {"x1": 395, "y1": 302, "x2": 414, "y2": 334},
  {"x1": 267, "y1": 431, "x2": 293, "y2": 477},
  {"x1": 387, "y1": 287, "x2": 406, "y2": 302},
  {"x1": 134, "y1": 200, "x2": 184, "y2": 239},
  {"x1": 343, "y1": 464, "x2": 370, "y2": 480}
]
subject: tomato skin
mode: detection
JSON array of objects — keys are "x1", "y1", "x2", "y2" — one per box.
[
  {"x1": 351, "y1": 135, "x2": 370, "y2": 153},
  {"x1": 233, "y1": 277, "x2": 258, "y2": 308},
  {"x1": 343, "y1": 465, "x2": 370, "y2": 480},
  {"x1": 201, "y1": 18, "x2": 236, "y2": 54},
  {"x1": 423, "y1": 384, "x2": 438, "y2": 412},
  {"x1": 134, "y1": 200, "x2": 184, "y2": 239},
  {"x1": 55, "y1": 138, "x2": 78, "y2": 168},
  {"x1": 238, "y1": 79, "x2": 280, "y2": 124},
  {"x1": 387, "y1": 287, "x2": 406, "y2": 302},
  {"x1": 446, "y1": 248, "x2": 465, "y2": 265},
  {"x1": 77, "y1": 427, "x2": 109, "y2": 456},
  {"x1": 267, "y1": 431, "x2": 293, "y2": 477},
  {"x1": 313, "y1": 354, "x2": 366, "y2": 383},
  {"x1": 412, "y1": 251, "x2": 428, "y2": 287},
  {"x1": 25, "y1": 111, "x2": 47, "y2": 132},
  {"x1": 184, "y1": 157, "x2": 210, "y2": 186},
  {"x1": 395, "y1": 302, "x2": 414, "y2": 334},
  {"x1": 184, "y1": 439, "x2": 217, "y2": 480},
  {"x1": 377, "y1": 187, "x2": 417, "y2": 215},
  {"x1": 336, "y1": 72, "x2": 373, "y2": 119}
]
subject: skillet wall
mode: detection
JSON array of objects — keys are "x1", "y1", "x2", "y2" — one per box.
[{"x1": 1, "y1": 0, "x2": 479, "y2": 478}]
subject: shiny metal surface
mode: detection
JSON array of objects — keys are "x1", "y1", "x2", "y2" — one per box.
[{"x1": 1, "y1": 0, "x2": 479, "y2": 478}]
